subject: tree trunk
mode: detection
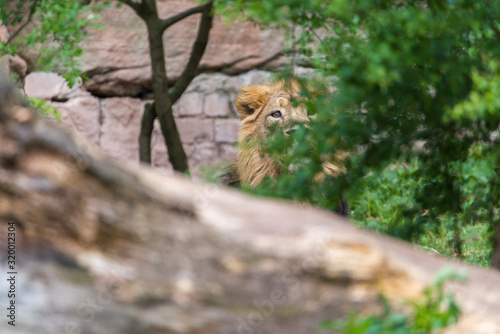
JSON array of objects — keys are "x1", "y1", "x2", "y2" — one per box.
[
  {"x1": 138, "y1": 2, "x2": 213, "y2": 168},
  {"x1": 146, "y1": 20, "x2": 189, "y2": 173},
  {"x1": 139, "y1": 101, "x2": 156, "y2": 163},
  {"x1": 453, "y1": 216, "x2": 463, "y2": 258},
  {"x1": 492, "y1": 221, "x2": 500, "y2": 269}
]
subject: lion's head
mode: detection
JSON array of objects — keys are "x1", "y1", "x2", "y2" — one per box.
[
  {"x1": 230, "y1": 81, "x2": 310, "y2": 186},
  {"x1": 235, "y1": 81, "x2": 309, "y2": 142},
  {"x1": 219, "y1": 81, "x2": 348, "y2": 215}
]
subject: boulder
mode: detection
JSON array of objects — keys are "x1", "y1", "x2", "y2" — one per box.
[
  {"x1": 24, "y1": 72, "x2": 82, "y2": 100},
  {"x1": 0, "y1": 54, "x2": 28, "y2": 81}
]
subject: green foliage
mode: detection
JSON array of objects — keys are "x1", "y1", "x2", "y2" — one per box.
[
  {"x1": 349, "y1": 156, "x2": 493, "y2": 266},
  {"x1": 28, "y1": 96, "x2": 61, "y2": 121},
  {"x1": 417, "y1": 222, "x2": 491, "y2": 267},
  {"x1": 319, "y1": 268, "x2": 466, "y2": 334},
  {"x1": 0, "y1": 0, "x2": 110, "y2": 87},
  {"x1": 218, "y1": 0, "x2": 500, "y2": 263},
  {"x1": 348, "y1": 161, "x2": 422, "y2": 240}
]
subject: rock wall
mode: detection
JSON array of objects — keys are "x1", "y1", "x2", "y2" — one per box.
[
  {"x1": 17, "y1": 0, "x2": 291, "y2": 175},
  {"x1": 25, "y1": 70, "x2": 272, "y2": 174}
]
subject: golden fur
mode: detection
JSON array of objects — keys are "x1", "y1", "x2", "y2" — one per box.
[
  {"x1": 220, "y1": 81, "x2": 344, "y2": 188},
  {"x1": 234, "y1": 81, "x2": 307, "y2": 186},
  {"x1": 221, "y1": 81, "x2": 348, "y2": 214}
]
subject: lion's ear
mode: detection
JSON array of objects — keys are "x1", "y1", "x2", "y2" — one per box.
[{"x1": 236, "y1": 85, "x2": 272, "y2": 119}]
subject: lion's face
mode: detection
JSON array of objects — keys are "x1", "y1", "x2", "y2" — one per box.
[
  {"x1": 233, "y1": 82, "x2": 310, "y2": 186},
  {"x1": 235, "y1": 82, "x2": 309, "y2": 141},
  {"x1": 230, "y1": 81, "x2": 345, "y2": 189}
]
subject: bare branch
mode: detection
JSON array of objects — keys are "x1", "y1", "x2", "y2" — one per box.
[
  {"x1": 139, "y1": 101, "x2": 156, "y2": 164},
  {"x1": 120, "y1": 0, "x2": 142, "y2": 14},
  {"x1": 168, "y1": 1, "x2": 213, "y2": 104},
  {"x1": 5, "y1": 0, "x2": 40, "y2": 46},
  {"x1": 159, "y1": 2, "x2": 210, "y2": 33}
]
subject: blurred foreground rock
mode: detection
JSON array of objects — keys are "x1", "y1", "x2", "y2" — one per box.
[{"x1": 0, "y1": 74, "x2": 499, "y2": 334}]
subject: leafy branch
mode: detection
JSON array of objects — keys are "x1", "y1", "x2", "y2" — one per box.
[{"x1": 5, "y1": 0, "x2": 40, "y2": 46}]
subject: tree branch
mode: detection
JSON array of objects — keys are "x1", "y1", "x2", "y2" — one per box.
[
  {"x1": 168, "y1": 1, "x2": 213, "y2": 104},
  {"x1": 120, "y1": 0, "x2": 142, "y2": 14},
  {"x1": 159, "y1": 2, "x2": 209, "y2": 33},
  {"x1": 139, "y1": 101, "x2": 156, "y2": 164},
  {"x1": 492, "y1": 220, "x2": 500, "y2": 269},
  {"x1": 5, "y1": 0, "x2": 40, "y2": 46}
]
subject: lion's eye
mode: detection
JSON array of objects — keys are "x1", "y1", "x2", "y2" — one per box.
[{"x1": 270, "y1": 110, "x2": 281, "y2": 118}]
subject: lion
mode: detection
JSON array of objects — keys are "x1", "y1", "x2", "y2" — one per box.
[{"x1": 221, "y1": 81, "x2": 348, "y2": 215}]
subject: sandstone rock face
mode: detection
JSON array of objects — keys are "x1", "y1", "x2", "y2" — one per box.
[
  {"x1": 81, "y1": 1, "x2": 285, "y2": 96},
  {"x1": 215, "y1": 118, "x2": 240, "y2": 143},
  {"x1": 0, "y1": 25, "x2": 8, "y2": 43},
  {"x1": 219, "y1": 143, "x2": 239, "y2": 161},
  {"x1": 17, "y1": 0, "x2": 280, "y2": 175},
  {"x1": 204, "y1": 92, "x2": 231, "y2": 117},
  {"x1": 175, "y1": 92, "x2": 205, "y2": 117},
  {"x1": 51, "y1": 96, "x2": 101, "y2": 145},
  {"x1": 0, "y1": 54, "x2": 28, "y2": 81},
  {"x1": 35, "y1": 69, "x2": 274, "y2": 176},
  {"x1": 100, "y1": 97, "x2": 147, "y2": 163},
  {"x1": 25, "y1": 72, "x2": 82, "y2": 100}
]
